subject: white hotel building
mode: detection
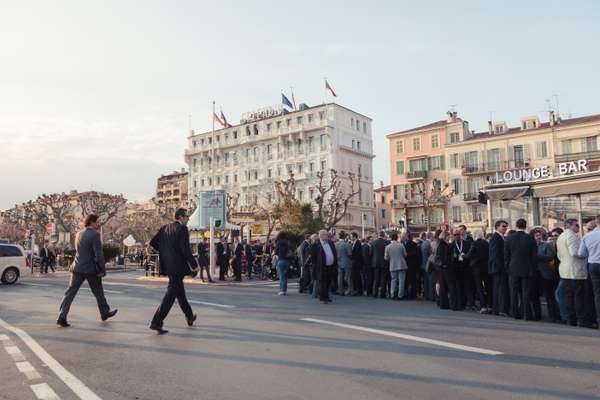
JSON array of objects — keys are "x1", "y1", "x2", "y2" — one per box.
[{"x1": 184, "y1": 102, "x2": 376, "y2": 232}]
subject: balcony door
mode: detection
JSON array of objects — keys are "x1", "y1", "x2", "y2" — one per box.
[
  {"x1": 487, "y1": 148, "x2": 501, "y2": 170},
  {"x1": 513, "y1": 145, "x2": 525, "y2": 168}
]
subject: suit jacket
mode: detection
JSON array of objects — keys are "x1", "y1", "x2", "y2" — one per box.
[
  {"x1": 488, "y1": 232, "x2": 505, "y2": 275},
  {"x1": 556, "y1": 229, "x2": 587, "y2": 279},
  {"x1": 70, "y1": 227, "x2": 105, "y2": 274},
  {"x1": 351, "y1": 240, "x2": 363, "y2": 269},
  {"x1": 536, "y1": 241, "x2": 556, "y2": 280},
  {"x1": 362, "y1": 242, "x2": 373, "y2": 268},
  {"x1": 384, "y1": 241, "x2": 408, "y2": 271},
  {"x1": 372, "y1": 237, "x2": 390, "y2": 269},
  {"x1": 404, "y1": 240, "x2": 421, "y2": 269},
  {"x1": 150, "y1": 221, "x2": 197, "y2": 276},
  {"x1": 420, "y1": 240, "x2": 432, "y2": 271},
  {"x1": 40, "y1": 247, "x2": 51, "y2": 261},
  {"x1": 504, "y1": 230, "x2": 537, "y2": 278},
  {"x1": 335, "y1": 241, "x2": 352, "y2": 269},
  {"x1": 465, "y1": 238, "x2": 489, "y2": 272},
  {"x1": 312, "y1": 240, "x2": 338, "y2": 280}
]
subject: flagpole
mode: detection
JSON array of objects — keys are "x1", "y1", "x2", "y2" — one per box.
[
  {"x1": 211, "y1": 100, "x2": 215, "y2": 193},
  {"x1": 290, "y1": 86, "x2": 296, "y2": 110},
  {"x1": 324, "y1": 77, "x2": 328, "y2": 104}
]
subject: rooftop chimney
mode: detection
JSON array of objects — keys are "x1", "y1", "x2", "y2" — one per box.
[
  {"x1": 549, "y1": 111, "x2": 557, "y2": 127},
  {"x1": 379, "y1": 181, "x2": 384, "y2": 188},
  {"x1": 446, "y1": 111, "x2": 454, "y2": 123},
  {"x1": 488, "y1": 121, "x2": 493, "y2": 135}
]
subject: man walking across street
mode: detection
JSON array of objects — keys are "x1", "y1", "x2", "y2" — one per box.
[
  {"x1": 57, "y1": 214, "x2": 117, "y2": 327},
  {"x1": 505, "y1": 218, "x2": 537, "y2": 320},
  {"x1": 149, "y1": 208, "x2": 199, "y2": 334},
  {"x1": 40, "y1": 241, "x2": 54, "y2": 273}
]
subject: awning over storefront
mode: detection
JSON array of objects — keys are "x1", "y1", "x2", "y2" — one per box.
[
  {"x1": 484, "y1": 186, "x2": 531, "y2": 200},
  {"x1": 533, "y1": 173, "x2": 600, "y2": 197}
]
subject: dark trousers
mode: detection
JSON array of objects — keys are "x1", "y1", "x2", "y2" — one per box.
[
  {"x1": 299, "y1": 265, "x2": 312, "y2": 293},
  {"x1": 509, "y1": 275, "x2": 533, "y2": 320},
  {"x1": 319, "y1": 267, "x2": 334, "y2": 301},
  {"x1": 218, "y1": 260, "x2": 228, "y2": 280},
  {"x1": 351, "y1": 265, "x2": 363, "y2": 295},
  {"x1": 491, "y1": 271, "x2": 510, "y2": 315},
  {"x1": 447, "y1": 267, "x2": 463, "y2": 310},
  {"x1": 589, "y1": 263, "x2": 600, "y2": 324},
  {"x1": 364, "y1": 268, "x2": 374, "y2": 296},
  {"x1": 151, "y1": 275, "x2": 193, "y2": 327},
  {"x1": 199, "y1": 264, "x2": 212, "y2": 281},
  {"x1": 406, "y1": 265, "x2": 417, "y2": 299},
  {"x1": 373, "y1": 268, "x2": 389, "y2": 298},
  {"x1": 234, "y1": 258, "x2": 242, "y2": 281},
  {"x1": 58, "y1": 272, "x2": 110, "y2": 321},
  {"x1": 530, "y1": 273, "x2": 543, "y2": 321},
  {"x1": 472, "y1": 268, "x2": 488, "y2": 308},
  {"x1": 462, "y1": 266, "x2": 475, "y2": 308},
  {"x1": 540, "y1": 278, "x2": 561, "y2": 321},
  {"x1": 42, "y1": 260, "x2": 55, "y2": 273},
  {"x1": 564, "y1": 278, "x2": 587, "y2": 325},
  {"x1": 437, "y1": 268, "x2": 450, "y2": 309}
]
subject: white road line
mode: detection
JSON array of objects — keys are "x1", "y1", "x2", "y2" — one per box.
[
  {"x1": 5, "y1": 345, "x2": 26, "y2": 361},
  {"x1": 80, "y1": 288, "x2": 122, "y2": 294},
  {"x1": 102, "y1": 282, "x2": 156, "y2": 288},
  {"x1": 30, "y1": 383, "x2": 60, "y2": 400},
  {"x1": 301, "y1": 318, "x2": 504, "y2": 356},
  {"x1": 189, "y1": 300, "x2": 236, "y2": 309},
  {"x1": 22, "y1": 283, "x2": 51, "y2": 287},
  {"x1": 16, "y1": 361, "x2": 42, "y2": 380},
  {"x1": 0, "y1": 333, "x2": 10, "y2": 341},
  {"x1": 0, "y1": 318, "x2": 102, "y2": 400}
]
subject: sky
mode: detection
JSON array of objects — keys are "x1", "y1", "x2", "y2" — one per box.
[{"x1": 1, "y1": 0, "x2": 599, "y2": 209}]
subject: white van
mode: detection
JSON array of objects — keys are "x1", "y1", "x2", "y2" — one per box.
[{"x1": 0, "y1": 244, "x2": 27, "y2": 284}]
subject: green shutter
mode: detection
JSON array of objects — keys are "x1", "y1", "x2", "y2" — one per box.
[
  {"x1": 440, "y1": 155, "x2": 445, "y2": 170},
  {"x1": 427, "y1": 157, "x2": 432, "y2": 171},
  {"x1": 396, "y1": 160, "x2": 404, "y2": 175}
]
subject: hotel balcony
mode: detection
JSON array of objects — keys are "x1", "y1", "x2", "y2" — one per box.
[
  {"x1": 406, "y1": 170, "x2": 427, "y2": 180},
  {"x1": 554, "y1": 150, "x2": 600, "y2": 163},
  {"x1": 461, "y1": 160, "x2": 530, "y2": 176},
  {"x1": 463, "y1": 192, "x2": 479, "y2": 202}
]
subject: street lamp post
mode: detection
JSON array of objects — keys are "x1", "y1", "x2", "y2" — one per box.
[{"x1": 361, "y1": 212, "x2": 365, "y2": 238}]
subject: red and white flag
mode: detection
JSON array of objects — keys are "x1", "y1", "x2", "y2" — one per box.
[
  {"x1": 213, "y1": 112, "x2": 225, "y2": 128},
  {"x1": 325, "y1": 79, "x2": 337, "y2": 97}
]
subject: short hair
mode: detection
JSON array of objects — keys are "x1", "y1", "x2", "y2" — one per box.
[
  {"x1": 434, "y1": 229, "x2": 442, "y2": 239},
  {"x1": 351, "y1": 232, "x2": 359, "y2": 239},
  {"x1": 339, "y1": 231, "x2": 347, "y2": 240},
  {"x1": 84, "y1": 214, "x2": 99, "y2": 227},
  {"x1": 366, "y1": 235, "x2": 372, "y2": 241},
  {"x1": 495, "y1": 220, "x2": 508, "y2": 229},
  {"x1": 390, "y1": 232, "x2": 399, "y2": 241},
  {"x1": 552, "y1": 227, "x2": 563, "y2": 235},
  {"x1": 174, "y1": 208, "x2": 188, "y2": 220},
  {"x1": 459, "y1": 224, "x2": 467, "y2": 231},
  {"x1": 310, "y1": 233, "x2": 318, "y2": 241},
  {"x1": 565, "y1": 218, "x2": 578, "y2": 228},
  {"x1": 472, "y1": 230, "x2": 484, "y2": 240},
  {"x1": 516, "y1": 219, "x2": 527, "y2": 229},
  {"x1": 379, "y1": 230, "x2": 385, "y2": 238},
  {"x1": 419, "y1": 232, "x2": 427, "y2": 239}
]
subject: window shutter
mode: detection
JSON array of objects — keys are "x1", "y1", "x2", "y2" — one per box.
[
  {"x1": 524, "y1": 144, "x2": 531, "y2": 161},
  {"x1": 507, "y1": 146, "x2": 514, "y2": 161},
  {"x1": 427, "y1": 157, "x2": 432, "y2": 171},
  {"x1": 396, "y1": 160, "x2": 404, "y2": 175},
  {"x1": 440, "y1": 155, "x2": 445, "y2": 170}
]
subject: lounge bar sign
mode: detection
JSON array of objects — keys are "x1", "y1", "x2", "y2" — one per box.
[{"x1": 495, "y1": 160, "x2": 588, "y2": 184}]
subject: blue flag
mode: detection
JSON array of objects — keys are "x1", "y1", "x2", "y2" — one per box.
[{"x1": 282, "y1": 93, "x2": 293, "y2": 109}]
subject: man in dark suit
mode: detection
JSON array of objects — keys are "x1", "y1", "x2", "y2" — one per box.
[
  {"x1": 312, "y1": 229, "x2": 338, "y2": 303},
  {"x1": 243, "y1": 240, "x2": 254, "y2": 279},
  {"x1": 372, "y1": 231, "x2": 391, "y2": 298},
  {"x1": 350, "y1": 232, "x2": 363, "y2": 296},
  {"x1": 149, "y1": 208, "x2": 199, "y2": 334},
  {"x1": 233, "y1": 236, "x2": 243, "y2": 281},
  {"x1": 362, "y1": 236, "x2": 374, "y2": 296},
  {"x1": 57, "y1": 214, "x2": 117, "y2": 327},
  {"x1": 488, "y1": 219, "x2": 509, "y2": 316},
  {"x1": 505, "y1": 218, "x2": 537, "y2": 320},
  {"x1": 297, "y1": 235, "x2": 312, "y2": 293},
  {"x1": 216, "y1": 237, "x2": 230, "y2": 280},
  {"x1": 40, "y1": 242, "x2": 54, "y2": 273}
]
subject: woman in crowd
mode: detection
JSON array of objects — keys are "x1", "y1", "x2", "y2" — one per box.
[
  {"x1": 534, "y1": 229, "x2": 561, "y2": 322},
  {"x1": 433, "y1": 230, "x2": 451, "y2": 309}
]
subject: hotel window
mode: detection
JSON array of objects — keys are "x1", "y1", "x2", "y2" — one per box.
[
  {"x1": 582, "y1": 136, "x2": 598, "y2": 152},
  {"x1": 363, "y1": 122, "x2": 367, "y2": 133},
  {"x1": 233, "y1": 131, "x2": 238, "y2": 139},
  {"x1": 308, "y1": 114, "x2": 313, "y2": 123},
  {"x1": 451, "y1": 178, "x2": 462, "y2": 194},
  {"x1": 431, "y1": 134, "x2": 439, "y2": 148},
  {"x1": 297, "y1": 116, "x2": 303, "y2": 125},
  {"x1": 396, "y1": 140, "x2": 404, "y2": 154},
  {"x1": 412, "y1": 137, "x2": 421, "y2": 151},
  {"x1": 276, "y1": 121, "x2": 281, "y2": 129},
  {"x1": 450, "y1": 132, "x2": 460, "y2": 144},
  {"x1": 536, "y1": 141, "x2": 548, "y2": 158},
  {"x1": 396, "y1": 160, "x2": 404, "y2": 175},
  {"x1": 561, "y1": 139, "x2": 572, "y2": 154},
  {"x1": 266, "y1": 123, "x2": 272, "y2": 132},
  {"x1": 286, "y1": 118, "x2": 291, "y2": 127}
]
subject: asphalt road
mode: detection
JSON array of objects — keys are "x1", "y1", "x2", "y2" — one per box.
[{"x1": 1, "y1": 269, "x2": 599, "y2": 400}]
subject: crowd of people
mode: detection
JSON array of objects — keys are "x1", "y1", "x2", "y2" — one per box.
[{"x1": 266, "y1": 218, "x2": 600, "y2": 329}]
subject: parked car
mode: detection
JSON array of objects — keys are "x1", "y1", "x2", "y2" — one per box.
[{"x1": 0, "y1": 244, "x2": 27, "y2": 284}]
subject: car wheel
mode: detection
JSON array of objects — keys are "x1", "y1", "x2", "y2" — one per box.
[{"x1": 1, "y1": 267, "x2": 19, "y2": 284}]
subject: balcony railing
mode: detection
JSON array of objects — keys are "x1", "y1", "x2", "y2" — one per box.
[
  {"x1": 463, "y1": 192, "x2": 479, "y2": 202},
  {"x1": 406, "y1": 170, "x2": 427, "y2": 180},
  {"x1": 555, "y1": 150, "x2": 600, "y2": 163}
]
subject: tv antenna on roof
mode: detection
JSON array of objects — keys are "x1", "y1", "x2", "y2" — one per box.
[{"x1": 449, "y1": 104, "x2": 458, "y2": 112}]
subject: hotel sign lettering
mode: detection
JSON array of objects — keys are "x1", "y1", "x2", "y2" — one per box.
[{"x1": 495, "y1": 160, "x2": 588, "y2": 184}]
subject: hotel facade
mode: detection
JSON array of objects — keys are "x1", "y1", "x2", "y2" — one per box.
[
  {"x1": 389, "y1": 110, "x2": 600, "y2": 232},
  {"x1": 184, "y1": 103, "x2": 376, "y2": 233}
]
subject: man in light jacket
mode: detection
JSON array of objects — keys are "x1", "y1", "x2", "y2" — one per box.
[
  {"x1": 419, "y1": 232, "x2": 433, "y2": 300},
  {"x1": 334, "y1": 232, "x2": 352, "y2": 296},
  {"x1": 557, "y1": 219, "x2": 591, "y2": 328},
  {"x1": 385, "y1": 232, "x2": 408, "y2": 300},
  {"x1": 57, "y1": 214, "x2": 117, "y2": 327}
]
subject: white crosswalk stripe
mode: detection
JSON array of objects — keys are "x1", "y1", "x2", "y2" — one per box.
[
  {"x1": 30, "y1": 383, "x2": 61, "y2": 400},
  {"x1": 16, "y1": 361, "x2": 42, "y2": 380}
]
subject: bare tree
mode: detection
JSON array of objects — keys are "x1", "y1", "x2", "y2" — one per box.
[
  {"x1": 78, "y1": 192, "x2": 127, "y2": 225},
  {"x1": 408, "y1": 180, "x2": 454, "y2": 233},
  {"x1": 36, "y1": 193, "x2": 79, "y2": 235},
  {"x1": 314, "y1": 169, "x2": 360, "y2": 230}
]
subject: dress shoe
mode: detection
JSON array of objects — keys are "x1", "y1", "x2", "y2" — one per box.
[
  {"x1": 101, "y1": 309, "x2": 118, "y2": 321},
  {"x1": 56, "y1": 319, "x2": 70, "y2": 327},
  {"x1": 150, "y1": 325, "x2": 169, "y2": 335},
  {"x1": 187, "y1": 314, "x2": 197, "y2": 327}
]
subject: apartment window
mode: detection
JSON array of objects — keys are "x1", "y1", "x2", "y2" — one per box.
[
  {"x1": 193, "y1": 179, "x2": 197, "y2": 189},
  {"x1": 536, "y1": 141, "x2": 548, "y2": 158},
  {"x1": 286, "y1": 118, "x2": 291, "y2": 127},
  {"x1": 451, "y1": 178, "x2": 461, "y2": 194},
  {"x1": 450, "y1": 132, "x2": 460, "y2": 144},
  {"x1": 495, "y1": 125, "x2": 504, "y2": 134},
  {"x1": 352, "y1": 139, "x2": 355, "y2": 149},
  {"x1": 297, "y1": 116, "x2": 303, "y2": 125},
  {"x1": 277, "y1": 167, "x2": 282, "y2": 176},
  {"x1": 357, "y1": 164, "x2": 362, "y2": 176},
  {"x1": 308, "y1": 114, "x2": 313, "y2": 123},
  {"x1": 246, "y1": 126, "x2": 251, "y2": 136},
  {"x1": 253, "y1": 125, "x2": 258, "y2": 135},
  {"x1": 201, "y1": 179, "x2": 205, "y2": 187},
  {"x1": 561, "y1": 139, "x2": 572, "y2": 154},
  {"x1": 286, "y1": 164, "x2": 294, "y2": 174},
  {"x1": 583, "y1": 136, "x2": 598, "y2": 152},
  {"x1": 309, "y1": 189, "x2": 314, "y2": 199},
  {"x1": 297, "y1": 163, "x2": 303, "y2": 173},
  {"x1": 381, "y1": 209, "x2": 386, "y2": 219},
  {"x1": 216, "y1": 135, "x2": 220, "y2": 142},
  {"x1": 487, "y1": 148, "x2": 501, "y2": 169},
  {"x1": 429, "y1": 155, "x2": 444, "y2": 170},
  {"x1": 321, "y1": 160, "x2": 327, "y2": 170},
  {"x1": 363, "y1": 122, "x2": 367, "y2": 133},
  {"x1": 193, "y1": 158, "x2": 197, "y2": 167},
  {"x1": 298, "y1": 190, "x2": 304, "y2": 200},
  {"x1": 267, "y1": 123, "x2": 272, "y2": 131},
  {"x1": 253, "y1": 147, "x2": 259, "y2": 161},
  {"x1": 208, "y1": 177, "x2": 212, "y2": 186},
  {"x1": 309, "y1": 161, "x2": 315, "y2": 172},
  {"x1": 245, "y1": 148, "x2": 250, "y2": 159},
  {"x1": 225, "y1": 175, "x2": 229, "y2": 184},
  {"x1": 452, "y1": 206, "x2": 462, "y2": 223},
  {"x1": 393, "y1": 184, "x2": 405, "y2": 200},
  {"x1": 513, "y1": 145, "x2": 525, "y2": 167},
  {"x1": 208, "y1": 137, "x2": 212, "y2": 144},
  {"x1": 319, "y1": 111, "x2": 325, "y2": 120},
  {"x1": 356, "y1": 121, "x2": 360, "y2": 131},
  {"x1": 267, "y1": 168, "x2": 272, "y2": 178},
  {"x1": 357, "y1": 141, "x2": 361, "y2": 151},
  {"x1": 266, "y1": 144, "x2": 272, "y2": 156},
  {"x1": 412, "y1": 137, "x2": 421, "y2": 151},
  {"x1": 431, "y1": 134, "x2": 439, "y2": 149},
  {"x1": 396, "y1": 140, "x2": 404, "y2": 154},
  {"x1": 224, "y1": 152, "x2": 229, "y2": 162},
  {"x1": 254, "y1": 171, "x2": 258, "y2": 180},
  {"x1": 233, "y1": 131, "x2": 238, "y2": 139},
  {"x1": 276, "y1": 121, "x2": 281, "y2": 129},
  {"x1": 192, "y1": 140, "x2": 196, "y2": 148},
  {"x1": 308, "y1": 136, "x2": 314, "y2": 151},
  {"x1": 351, "y1": 118, "x2": 354, "y2": 128},
  {"x1": 409, "y1": 158, "x2": 426, "y2": 172},
  {"x1": 201, "y1": 139, "x2": 205, "y2": 145},
  {"x1": 234, "y1": 174, "x2": 238, "y2": 183},
  {"x1": 396, "y1": 160, "x2": 404, "y2": 175},
  {"x1": 216, "y1": 176, "x2": 220, "y2": 185}
]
